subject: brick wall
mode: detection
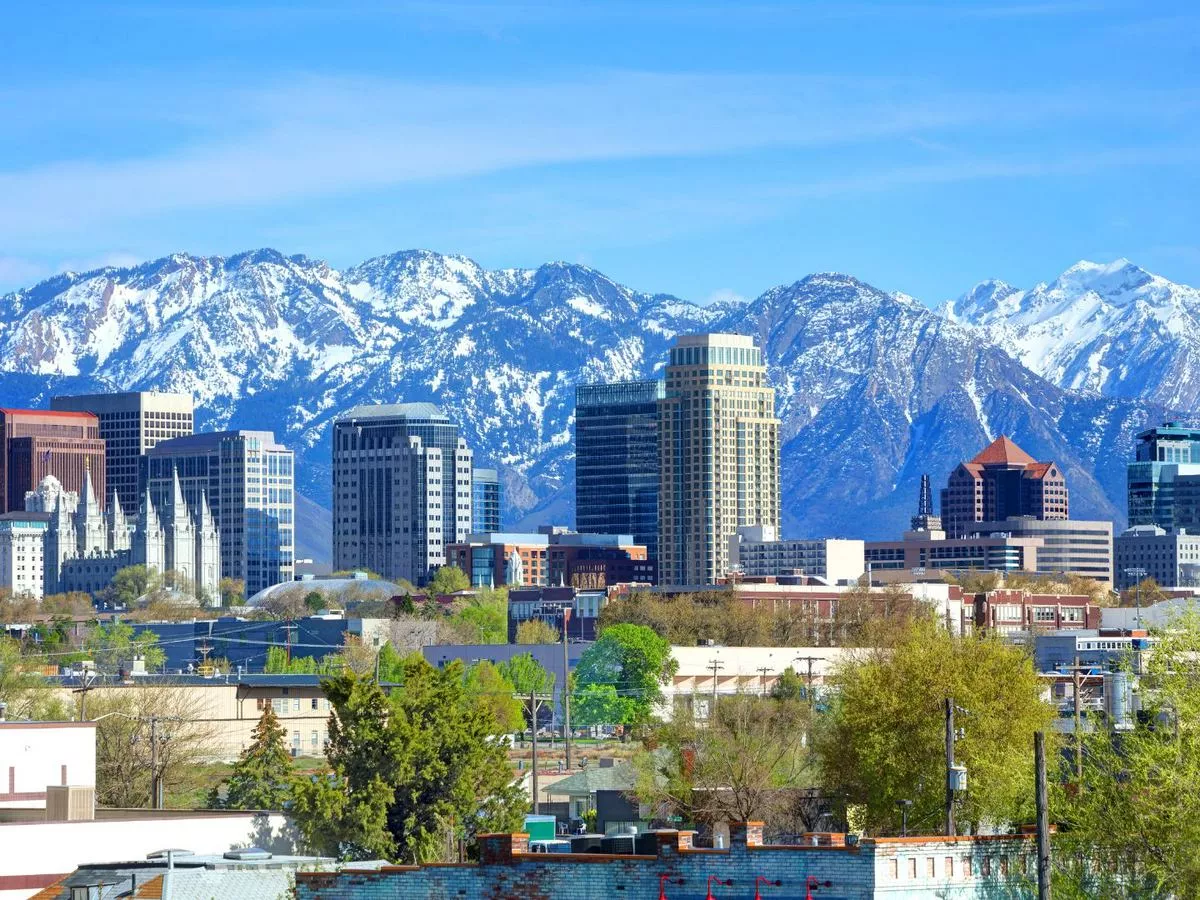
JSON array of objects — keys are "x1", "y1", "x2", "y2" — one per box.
[{"x1": 296, "y1": 825, "x2": 1036, "y2": 900}]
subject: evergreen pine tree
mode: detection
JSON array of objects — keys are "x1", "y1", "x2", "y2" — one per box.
[{"x1": 223, "y1": 705, "x2": 294, "y2": 810}]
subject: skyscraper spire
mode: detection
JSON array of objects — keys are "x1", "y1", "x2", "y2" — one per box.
[{"x1": 910, "y1": 473, "x2": 943, "y2": 533}]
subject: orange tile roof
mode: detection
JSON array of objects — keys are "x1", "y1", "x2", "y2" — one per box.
[
  {"x1": 27, "y1": 879, "x2": 66, "y2": 900},
  {"x1": 970, "y1": 436, "x2": 1037, "y2": 467},
  {"x1": 134, "y1": 875, "x2": 164, "y2": 899},
  {"x1": 1025, "y1": 462, "x2": 1054, "y2": 479}
]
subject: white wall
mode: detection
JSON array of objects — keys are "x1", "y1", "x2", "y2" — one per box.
[
  {"x1": 0, "y1": 812, "x2": 290, "y2": 900},
  {"x1": 0, "y1": 723, "x2": 95, "y2": 809}
]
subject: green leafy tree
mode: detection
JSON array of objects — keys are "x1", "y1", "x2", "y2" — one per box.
[
  {"x1": 0, "y1": 638, "x2": 70, "y2": 720},
  {"x1": 375, "y1": 643, "x2": 407, "y2": 682},
  {"x1": 220, "y1": 705, "x2": 294, "y2": 810},
  {"x1": 573, "y1": 683, "x2": 631, "y2": 729},
  {"x1": 219, "y1": 577, "x2": 246, "y2": 607},
  {"x1": 104, "y1": 565, "x2": 158, "y2": 608},
  {"x1": 304, "y1": 590, "x2": 327, "y2": 613},
  {"x1": 769, "y1": 666, "x2": 808, "y2": 702},
  {"x1": 446, "y1": 588, "x2": 508, "y2": 644},
  {"x1": 515, "y1": 618, "x2": 560, "y2": 644},
  {"x1": 1053, "y1": 610, "x2": 1200, "y2": 896},
  {"x1": 498, "y1": 652, "x2": 555, "y2": 697},
  {"x1": 575, "y1": 623, "x2": 676, "y2": 725},
  {"x1": 292, "y1": 659, "x2": 526, "y2": 863},
  {"x1": 84, "y1": 621, "x2": 166, "y2": 672},
  {"x1": 817, "y1": 615, "x2": 1053, "y2": 835},
  {"x1": 463, "y1": 661, "x2": 524, "y2": 732},
  {"x1": 428, "y1": 565, "x2": 470, "y2": 596}
]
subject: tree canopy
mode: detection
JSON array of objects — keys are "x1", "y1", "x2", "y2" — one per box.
[
  {"x1": 428, "y1": 565, "x2": 470, "y2": 596},
  {"x1": 817, "y1": 615, "x2": 1053, "y2": 835},
  {"x1": 292, "y1": 657, "x2": 525, "y2": 862},
  {"x1": 515, "y1": 618, "x2": 560, "y2": 645},
  {"x1": 83, "y1": 621, "x2": 165, "y2": 672},
  {"x1": 574, "y1": 623, "x2": 676, "y2": 725},
  {"x1": 219, "y1": 705, "x2": 294, "y2": 810}
]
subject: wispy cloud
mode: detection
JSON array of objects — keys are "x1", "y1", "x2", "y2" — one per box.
[{"x1": 0, "y1": 70, "x2": 1195, "y2": 247}]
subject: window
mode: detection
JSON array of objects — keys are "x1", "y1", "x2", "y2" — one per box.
[
  {"x1": 890, "y1": 859, "x2": 899, "y2": 879},
  {"x1": 945, "y1": 857, "x2": 954, "y2": 878},
  {"x1": 293, "y1": 698, "x2": 300, "y2": 712},
  {"x1": 311, "y1": 698, "x2": 319, "y2": 710},
  {"x1": 926, "y1": 858, "x2": 935, "y2": 877},
  {"x1": 908, "y1": 858, "x2": 917, "y2": 878}
]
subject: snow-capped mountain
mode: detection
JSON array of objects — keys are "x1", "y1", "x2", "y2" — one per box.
[
  {"x1": 0, "y1": 250, "x2": 1179, "y2": 560},
  {"x1": 943, "y1": 259, "x2": 1200, "y2": 410}
]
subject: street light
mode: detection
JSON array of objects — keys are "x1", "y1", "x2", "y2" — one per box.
[
  {"x1": 754, "y1": 875, "x2": 782, "y2": 899},
  {"x1": 1124, "y1": 567, "x2": 1147, "y2": 630},
  {"x1": 705, "y1": 876, "x2": 733, "y2": 900},
  {"x1": 658, "y1": 874, "x2": 684, "y2": 900}
]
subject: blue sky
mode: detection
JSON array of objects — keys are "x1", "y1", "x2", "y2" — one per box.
[{"x1": 1, "y1": 1, "x2": 1197, "y2": 304}]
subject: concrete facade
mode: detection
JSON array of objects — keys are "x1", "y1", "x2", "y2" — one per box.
[
  {"x1": 50, "y1": 392, "x2": 194, "y2": 518},
  {"x1": 729, "y1": 526, "x2": 866, "y2": 584},
  {"x1": 0, "y1": 513, "x2": 48, "y2": 599},
  {"x1": 0, "y1": 410, "x2": 106, "y2": 517},
  {"x1": 332, "y1": 403, "x2": 473, "y2": 586},
  {"x1": 974, "y1": 518, "x2": 1113, "y2": 587},
  {"x1": 296, "y1": 825, "x2": 1036, "y2": 900},
  {"x1": 1114, "y1": 525, "x2": 1200, "y2": 589},
  {"x1": 0, "y1": 723, "x2": 96, "y2": 810},
  {"x1": 658, "y1": 334, "x2": 781, "y2": 587}
]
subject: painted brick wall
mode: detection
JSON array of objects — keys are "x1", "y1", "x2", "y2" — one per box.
[{"x1": 296, "y1": 825, "x2": 1036, "y2": 900}]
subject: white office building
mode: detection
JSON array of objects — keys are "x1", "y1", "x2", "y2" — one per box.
[
  {"x1": 727, "y1": 525, "x2": 865, "y2": 584},
  {"x1": 0, "y1": 513, "x2": 48, "y2": 599}
]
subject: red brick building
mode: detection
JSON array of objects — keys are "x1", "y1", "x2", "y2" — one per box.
[
  {"x1": 940, "y1": 436, "x2": 1069, "y2": 538},
  {"x1": 0, "y1": 409, "x2": 106, "y2": 514}
]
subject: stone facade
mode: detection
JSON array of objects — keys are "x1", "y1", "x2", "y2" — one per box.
[
  {"x1": 26, "y1": 466, "x2": 221, "y2": 602},
  {"x1": 296, "y1": 823, "x2": 1037, "y2": 900}
]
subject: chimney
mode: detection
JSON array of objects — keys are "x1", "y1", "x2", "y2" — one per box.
[
  {"x1": 479, "y1": 833, "x2": 528, "y2": 865},
  {"x1": 729, "y1": 822, "x2": 764, "y2": 849}
]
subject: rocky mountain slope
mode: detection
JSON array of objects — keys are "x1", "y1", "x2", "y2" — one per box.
[
  {"x1": 943, "y1": 259, "x2": 1200, "y2": 410},
  {"x1": 0, "y1": 251, "x2": 1183, "y2": 557}
]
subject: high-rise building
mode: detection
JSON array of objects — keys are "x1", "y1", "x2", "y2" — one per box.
[
  {"x1": 471, "y1": 468, "x2": 502, "y2": 534},
  {"x1": 658, "y1": 333, "x2": 780, "y2": 586},
  {"x1": 51, "y1": 391, "x2": 194, "y2": 517},
  {"x1": 0, "y1": 409, "x2": 106, "y2": 514},
  {"x1": 1115, "y1": 525, "x2": 1200, "y2": 590},
  {"x1": 1127, "y1": 422, "x2": 1200, "y2": 532},
  {"x1": 146, "y1": 431, "x2": 293, "y2": 597},
  {"x1": 332, "y1": 403, "x2": 473, "y2": 585},
  {"x1": 575, "y1": 380, "x2": 663, "y2": 565},
  {"x1": 940, "y1": 436, "x2": 1069, "y2": 538},
  {"x1": 973, "y1": 517, "x2": 1113, "y2": 587}
]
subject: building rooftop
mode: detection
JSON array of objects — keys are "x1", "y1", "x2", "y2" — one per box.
[
  {"x1": 0, "y1": 408, "x2": 98, "y2": 420},
  {"x1": 148, "y1": 431, "x2": 287, "y2": 452},
  {"x1": 338, "y1": 402, "x2": 448, "y2": 421},
  {"x1": 970, "y1": 436, "x2": 1038, "y2": 467}
]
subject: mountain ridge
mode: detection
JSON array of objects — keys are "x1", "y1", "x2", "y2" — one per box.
[{"x1": 0, "y1": 250, "x2": 1189, "y2": 564}]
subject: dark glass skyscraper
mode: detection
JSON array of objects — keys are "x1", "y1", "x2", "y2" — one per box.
[{"x1": 575, "y1": 381, "x2": 663, "y2": 567}]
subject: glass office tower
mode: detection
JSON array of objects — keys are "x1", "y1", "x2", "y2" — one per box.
[
  {"x1": 1128, "y1": 423, "x2": 1200, "y2": 531},
  {"x1": 472, "y1": 468, "x2": 502, "y2": 534},
  {"x1": 575, "y1": 380, "x2": 664, "y2": 568}
]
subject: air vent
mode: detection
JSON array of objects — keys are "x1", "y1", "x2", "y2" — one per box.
[
  {"x1": 223, "y1": 848, "x2": 272, "y2": 861},
  {"x1": 146, "y1": 849, "x2": 194, "y2": 860}
]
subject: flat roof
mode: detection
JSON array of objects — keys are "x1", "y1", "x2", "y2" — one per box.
[{"x1": 338, "y1": 402, "x2": 448, "y2": 421}]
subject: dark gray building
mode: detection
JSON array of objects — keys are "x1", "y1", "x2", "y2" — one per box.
[
  {"x1": 333, "y1": 403, "x2": 473, "y2": 585},
  {"x1": 1127, "y1": 422, "x2": 1200, "y2": 532},
  {"x1": 575, "y1": 381, "x2": 663, "y2": 567}
]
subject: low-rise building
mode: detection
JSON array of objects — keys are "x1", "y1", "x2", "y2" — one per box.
[
  {"x1": 971, "y1": 589, "x2": 1101, "y2": 635},
  {"x1": 975, "y1": 517, "x2": 1114, "y2": 587},
  {"x1": 1114, "y1": 525, "x2": 1200, "y2": 589},
  {"x1": 450, "y1": 529, "x2": 653, "y2": 589},
  {"x1": 0, "y1": 722, "x2": 95, "y2": 811},
  {"x1": 866, "y1": 530, "x2": 1043, "y2": 581},
  {"x1": 295, "y1": 824, "x2": 1038, "y2": 900},
  {"x1": 728, "y1": 526, "x2": 864, "y2": 584},
  {"x1": 507, "y1": 587, "x2": 606, "y2": 641}
]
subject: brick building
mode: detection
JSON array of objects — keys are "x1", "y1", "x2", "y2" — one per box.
[
  {"x1": 941, "y1": 436, "x2": 1068, "y2": 538},
  {"x1": 296, "y1": 822, "x2": 1036, "y2": 899},
  {"x1": 0, "y1": 409, "x2": 105, "y2": 515},
  {"x1": 970, "y1": 589, "x2": 1101, "y2": 635},
  {"x1": 450, "y1": 530, "x2": 653, "y2": 589}
]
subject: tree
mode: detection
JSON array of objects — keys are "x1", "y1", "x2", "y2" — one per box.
[
  {"x1": 219, "y1": 577, "x2": 246, "y2": 607},
  {"x1": 575, "y1": 624, "x2": 676, "y2": 725},
  {"x1": 39, "y1": 592, "x2": 94, "y2": 617},
  {"x1": 573, "y1": 683, "x2": 631, "y2": 729},
  {"x1": 259, "y1": 587, "x2": 310, "y2": 620},
  {"x1": 104, "y1": 565, "x2": 158, "y2": 608},
  {"x1": 498, "y1": 652, "x2": 555, "y2": 698},
  {"x1": 769, "y1": 666, "x2": 808, "y2": 702},
  {"x1": 1053, "y1": 610, "x2": 1200, "y2": 896},
  {"x1": 83, "y1": 621, "x2": 166, "y2": 672},
  {"x1": 220, "y1": 705, "x2": 294, "y2": 810},
  {"x1": 444, "y1": 588, "x2": 508, "y2": 644},
  {"x1": 636, "y1": 695, "x2": 816, "y2": 829},
  {"x1": 1118, "y1": 576, "x2": 1168, "y2": 609},
  {"x1": 428, "y1": 565, "x2": 470, "y2": 596},
  {"x1": 817, "y1": 614, "x2": 1053, "y2": 835},
  {"x1": 293, "y1": 660, "x2": 526, "y2": 863},
  {"x1": 515, "y1": 618, "x2": 559, "y2": 645},
  {"x1": 304, "y1": 590, "x2": 327, "y2": 613},
  {"x1": 90, "y1": 685, "x2": 217, "y2": 807},
  {"x1": 463, "y1": 660, "x2": 524, "y2": 733},
  {"x1": 0, "y1": 638, "x2": 70, "y2": 720}
]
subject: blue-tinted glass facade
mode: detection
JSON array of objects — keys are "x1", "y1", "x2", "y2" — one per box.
[
  {"x1": 472, "y1": 468, "x2": 502, "y2": 533},
  {"x1": 1128, "y1": 423, "x2": 1200, "y2": 530},
  {"x1": 574, "y1": 381, "x2": 663, "y2": 568}
]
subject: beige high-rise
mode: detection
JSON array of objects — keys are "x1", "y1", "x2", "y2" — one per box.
[{"x1": 659, "y1": 333, "x2": 780, "y2": 585}]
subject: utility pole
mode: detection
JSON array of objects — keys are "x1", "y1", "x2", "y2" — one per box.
[
  {"x1": 708, "y1": 658, "x2": 724, "y2": 718},
  {"x1": 530, "y1": 689, "x2": 540, "y2": 815},
  {"x1": 1069, "y1": 655, "x2": 1086, "y2": 783},
  {"x1": 757, "y1": 666, "x2": 771, "y2": 697},
  {"x1": 1124, "y1": 567, "x2": 1146, "y2": 630},
  {"x1": 562, "y1": 608, "x2": 572, "y2": 771},
  {"x1": 1034, "y1": 731, "x2": 1051, "y2": 900},
  {"x1": 794, "y1": 655, "x2": 819, "y2": 706},
  {"x1": 945, "y1": 698, "x2": 955, "y2": 837},
  {"x1": 150, "y1": 715, "x2": 160, "y2": 810}
]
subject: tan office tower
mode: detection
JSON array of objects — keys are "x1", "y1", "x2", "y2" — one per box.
[{"x1": 659, "y1": 333, "x2": 780, "y2": 586}]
